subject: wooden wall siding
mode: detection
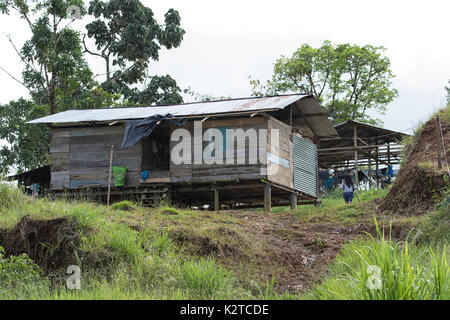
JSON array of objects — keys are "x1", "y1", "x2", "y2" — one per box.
[
  {"x1": 67, "y1": 125, "x2": 141, "y2": 189},
  {"x1": 170, "y1": 117, "x2": 267, "y2": 183},
  {"x1": 50, "y1": 129, "x2": 70, "y2": 190},
  {"x1": 266, "y1": 118, "x2": 294, "y2": 189}
]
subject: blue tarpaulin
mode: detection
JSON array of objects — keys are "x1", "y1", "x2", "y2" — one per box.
[{"x1": 121, "y1": 113, "x2": 187, "y2": 149}]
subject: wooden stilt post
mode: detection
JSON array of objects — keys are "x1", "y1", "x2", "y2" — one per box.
[
  {"x1": 264, "y1": 183, "x2": 271, "y2": 213},
  {"x1": 375, "y1": 142, "x2": 379, "y2": 188},
  {"x1": 354, "y1": 124, "x2": 359, "y2": 187},
  {"x1": 368, "y1": 153, "x2": 372, "y2": 189},
  {"x1": 387, "y1": 142, "x2": 391, "y2": 166},
  {"x1": 290, "y1": 193, "x2": 297, "y2": 210},
  {"x1": 107, "y1": 144, "x2": 114, "y2": 206},
  {"x1": 436, "y1": 116, "x2": 442, "y2": 169},
  {"x1": 214, "y1": 189, "x2": 220, "y2": 211}
]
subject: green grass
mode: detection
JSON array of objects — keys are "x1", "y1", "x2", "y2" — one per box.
[
  {"x1": 0, "y1": 183, "x2": 251, "y2": 300},
  {"x1": 111, "y1": 200, "x2": 137, "y2": 211},
  {"x1": 0, "y1": 183, "x2": 448, "y2": 300},
  {"x1": 304, "y1": 219, "x2": 449, "y2": 300},
  {"x1": 180, "y1": 258, "x2": 236, "y2": 299},
  {"x1": 293, "y1": 188, "x2": 389, "y2": 224}
]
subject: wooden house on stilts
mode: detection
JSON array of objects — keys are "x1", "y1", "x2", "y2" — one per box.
[{"x1": 28, "y1": 94, "x2": 338, "y2": 211}]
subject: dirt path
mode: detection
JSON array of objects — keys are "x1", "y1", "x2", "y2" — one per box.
[{"x1": 168, "y1": 209, "x2": 372, "y2": 294}]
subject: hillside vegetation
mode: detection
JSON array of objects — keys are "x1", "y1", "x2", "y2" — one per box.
[
  {"x1": 0, "y1": 106, "x2": 448, "y2": 300},
  {"x1": 0, "y1": 181, "x2": 448, "y2": 300}
]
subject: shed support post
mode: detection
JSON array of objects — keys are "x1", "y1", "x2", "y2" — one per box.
[
  {"x1": 354, "y1": 124, "x2": 359, "y2": 187},
  {"x1": 264, "y1": 184, "x2": 271, "y2": 213},
  {"x1": 368, "y1": 154, "x2": 372, "y2": 188},
  {"x1": 214, "y1": 189, "x2": 220, "y2": 211},
  {"x1": 375, "y1": 145, "x2": 379, "y2": 188},
  {"x1": 107, "y1": 144, "x2": 114, "y2": 206},
  {"x1": 387, "y1": 142, "x2": 391, "y2": 165},
  {"x1": 290, "y1": 193, "x2": 297, "y2": 210}
]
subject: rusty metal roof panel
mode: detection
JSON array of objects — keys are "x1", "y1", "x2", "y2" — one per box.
[
  {"x1": 28, "y1": 94, "x2": 311, "y2": 124},
  {"x1": 306, "y1": 115, "x2": 338, "y2": 137}
]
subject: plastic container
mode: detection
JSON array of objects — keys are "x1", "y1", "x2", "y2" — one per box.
[{"x1": 113, "y1": 166, "x2": 126, "y2": 187}]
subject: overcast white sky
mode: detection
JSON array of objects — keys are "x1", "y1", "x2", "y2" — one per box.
[{"x1": 0, "y1": 0, "x2": 449, "y2": 134}]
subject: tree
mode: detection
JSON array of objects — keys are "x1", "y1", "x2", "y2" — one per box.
[
  {"x1": 0, "y1": 100, "x2": 49, "y2": 174},
  {"x1": 250, "y1": 41, "x2": 398, "y2": 125},
  {"x1": 0, "y1": 0, "x2": 186, "y2": 174},
  {"x1": 0, "y1": 0, "x2": 118, "y2": 174},
  {"x1": 0, "y1": 0, "x2": 98, "y2": 114},
  {"x1": 84, "y1": 0, "x2": 185, "y2": 105}
]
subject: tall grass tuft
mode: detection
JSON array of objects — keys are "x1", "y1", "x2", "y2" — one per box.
[
  {"x1": 180, "y1": 258, "x2": 234, "y2": 299},
  {"x1": 306, "y1": 218, "x2": 449, "y2": 300},
  {"x1": 0, "y1": 183, "x2": 27, "y2": 210}
]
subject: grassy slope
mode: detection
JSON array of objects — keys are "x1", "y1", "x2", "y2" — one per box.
[{"x1": 0, "y1": 181, "x2": 448, "y2": 300}]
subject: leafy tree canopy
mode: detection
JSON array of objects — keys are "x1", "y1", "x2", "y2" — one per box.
[
  {"x1": 0, "y1": 99, "x2": 49, "y2": 174},
  {"x1": 0, "y1": 0, "x2": 185, "y2": 174},
  {"x1": 84, "y1": 0, "x2": 185, "y2": 105},
  {"x1": 250, "y1": 40, "x2": 398, "y2": 125}
]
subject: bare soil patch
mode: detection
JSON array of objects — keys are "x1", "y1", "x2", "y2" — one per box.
[
  {"x1": 168, "y1": 210, "x2": 374, "y2": 294},
  {"x1": 380, "y1": 117, "x2": 450, "y2": 214},
  {"x1": 0, "y1": 215, "x2": 79, "y2": 272}
]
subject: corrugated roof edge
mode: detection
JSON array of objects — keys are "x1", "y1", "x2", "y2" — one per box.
[
  {"x1": 27, "y1": 93, "x2": 317, "y2": 124},
  {"x1": 335, "y1": 120, "x2": 410, "y2": 137},
  {"x1": 38, "y1": 93, "x2": 315, "y2": 113}
]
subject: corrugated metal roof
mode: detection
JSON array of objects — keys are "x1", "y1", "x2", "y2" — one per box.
[
  {"x1": 28, "y1": 94, "x2": 309, "y2": 124},
  {"x1": 292, "y1": 99, "x2": 338, "y2": 137},
  {"x1": 28, "y1": 94, "x2": 338, "y2": 137}
]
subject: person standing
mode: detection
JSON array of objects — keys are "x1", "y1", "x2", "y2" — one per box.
[{"x1": 340, "y1": 175, "x2": 356, "y2": 204}]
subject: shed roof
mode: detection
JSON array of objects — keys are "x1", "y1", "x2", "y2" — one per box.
[
  {"x1": 28, "y1": 94, "x2": 338, "y2": 137},
  {"x1": 318, "y1": 120, "x2": 409, "y2": 168}
]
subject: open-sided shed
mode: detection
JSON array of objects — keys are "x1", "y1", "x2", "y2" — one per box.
[{"x1": 318, "y1": 120, "x2": 408, "y2": 186}]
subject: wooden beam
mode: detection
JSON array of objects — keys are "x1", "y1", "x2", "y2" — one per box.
[
  {"x1": 214, "y1": 189, "x2": 220, "y2": 211},
  {"x1": 107, "y1": 144, "x2": 114, "y2": 206},
  {"x1": 264, "y1": 184, "x2": 271, "y2": 213},
  {"x1": 292, "y1": 113, "x2": 327, "y2": 119},
  {"x1": 387, "y1": 142, "x2": 391, "y2": 164},
  {"x1": 290, "y1": 193, "x2": 297, "y2": 210},
  {"x1": 354, "y1": 124, "x2": 359, "y2": 187},
  {"x1": 318, "y1": 143, "x2": 403, "y2": 152},
  {"x1": 357, "y1": 137, "x2": 370, "y2": 146}
]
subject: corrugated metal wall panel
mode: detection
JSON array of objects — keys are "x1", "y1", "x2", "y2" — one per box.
[{"x1": 293, "y1": 135, "x2": 317, "y2": 197}]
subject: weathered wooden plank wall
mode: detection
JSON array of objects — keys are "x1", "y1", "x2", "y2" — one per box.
[
  {"x1": 266, "y1": 117, "x2": 293, "y2": 189},
  {"x1": 170, "y1": 117, "x2": 267, "y2": 183},
  {"x1": 49, "y1": 115, "x2": 308, "y2": 192},
  {"x1": 50, "y1": 125, "x2": 142, "y2": 190},
  {"x1": 68, "y1": 125, "x2": 141, "y2": 188},
  {"x1": 50, "y1": 129, "x2": 70, "y2": 190}
]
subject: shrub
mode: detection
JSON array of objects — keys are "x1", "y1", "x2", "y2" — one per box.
[
  {"x1": 0, "y1": 246, "x2": 50, "y2": 299},
  {"x1": 111, "y1": 200, "x2": 137, "y2": 211}
]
